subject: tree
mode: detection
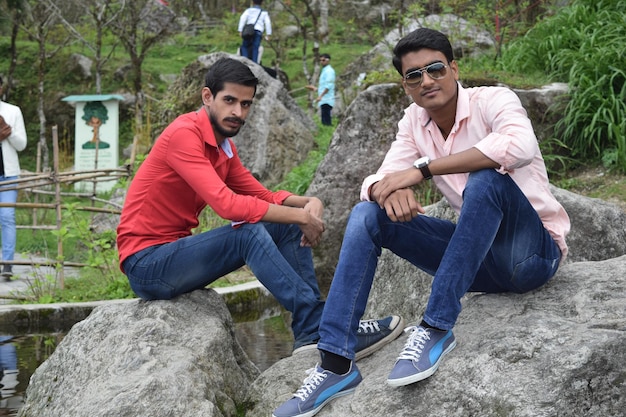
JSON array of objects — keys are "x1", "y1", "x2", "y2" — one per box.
[
  {"x1": 18, "y1": 0, "x2": 71, "y2": 171},
  {"x1": 0, "y1": 0, "x2": 27, "y2": 101},
  {"x1": 45, "y1": 0, "x2": 125, "y2": 94},
  {"x1": 107, "y1": 0, "x2": 178, "y2": 165}
]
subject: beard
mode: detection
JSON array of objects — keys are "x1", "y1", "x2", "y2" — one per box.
[{"x1": 209, "y1": 108, "x2": 245, "y2": 139}]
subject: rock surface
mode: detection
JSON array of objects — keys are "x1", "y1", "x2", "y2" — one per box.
[
  {"x1": 247, "y1": 255, "x2": 626, "y2": 417},
  {"x1": 18, "y1": 290, "x2": 258, "y2": 417}
]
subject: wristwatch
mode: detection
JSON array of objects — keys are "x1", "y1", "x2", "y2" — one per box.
[{"x1": 413, "y1": 156, "x2": 433, "y2": 180}]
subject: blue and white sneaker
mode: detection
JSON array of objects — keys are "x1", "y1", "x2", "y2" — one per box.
[
  {"x1": 355, "y1": 315, "x2": 405, "y2": 360},
  {"x1": 292, "y1": 315, "x2": 405, "y2": 359},
  {"x1": 387, "y1": 325, "x2": 456, "y2": 387},
  {"x1": 272, "y1": 363, "x2": 363, "y2": 417}
]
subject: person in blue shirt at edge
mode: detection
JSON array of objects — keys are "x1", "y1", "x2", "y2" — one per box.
[
  {"x1": 273, "y1": 27, "x2": 569, "y2": 417},
  {"x1": 306, "y1": 53, "x2": 336, "y2": 126},
  {"x1": 238, "y1": 0, "x2": 272, "y2": 64}
]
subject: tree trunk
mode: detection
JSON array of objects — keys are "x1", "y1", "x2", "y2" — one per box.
[
  {"x1": 37, "y1": 29, "x2": 49, "y2": 171},
  {"x1": 6, "y1": 9, "x2": 22, "y2": 100}
]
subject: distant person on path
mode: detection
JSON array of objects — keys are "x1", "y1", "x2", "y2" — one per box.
[
  {"x1": 117, "y1": 58, "x2": 401, "y2": 355},
  {"x1": 306, "y1": 53, "x2": 335, "y2": 126},
  {"x1": 273, "y1": 28, "x2": 570, "y2": 417},
  {"x1": 0, "y1": 76, "x2": 27, "y2": 280},
  {"x1": 238, "y1": 0, "x2": 271, "y2": 64}
]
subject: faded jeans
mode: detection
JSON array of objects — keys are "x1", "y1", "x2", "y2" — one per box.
[
  {"x1": 122, "y1": 222, "x2": 324, "y2": 348},
  {"x1": 0, "y1": 176, "x2": 18, "y2": 262},
  {"x1": 318, "y1": 169, "x2": 562, "y2": 360}
]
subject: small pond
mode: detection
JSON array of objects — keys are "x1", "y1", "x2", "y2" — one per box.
[{"x1": 0, "y1": 304, "x2": 294, "y2": 416}]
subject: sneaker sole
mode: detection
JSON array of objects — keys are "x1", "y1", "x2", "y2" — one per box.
[
  {"x1": 355, "y1": 315, "x2": 405, "y2": 361},
  {"x1": 386, "y1": 339, "x2": 457, "y2": 387},
  {"x1": 271, "y1": 387, "x2": 356, "y2": 417}
]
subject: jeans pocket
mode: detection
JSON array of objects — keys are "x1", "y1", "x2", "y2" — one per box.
[{"x1": 510, "y1": 254, "x2": 559, "y2": 293}]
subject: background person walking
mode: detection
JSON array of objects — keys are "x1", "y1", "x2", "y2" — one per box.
[
  {"x1": 306, "y1": 54, "x2": 335, "y2": 126},
  {"x1": 238, "y1": 0, "x2": 271, "y2": 64}
]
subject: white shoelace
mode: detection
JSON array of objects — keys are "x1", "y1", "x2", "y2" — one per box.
[
  {"x1": 293, "y1": 365, "x2": 327, "y2": 401},
  {"x1": 396, "y1": 326, "x2": 431, "y2": 361},
  {"x1": 358, "y1": 319, "x2": 381, "y2": 334}
]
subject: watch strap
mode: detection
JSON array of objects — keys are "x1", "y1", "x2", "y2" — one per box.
[{"x1": 419, "y1": 163, "x2": 433, "y2": 180}]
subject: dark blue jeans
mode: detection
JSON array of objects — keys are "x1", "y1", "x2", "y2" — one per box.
[
  {"x1": 320, "y1": 104, "x2": 332, "y2": 126},
  {"x1": 123, "y1": 222, "x2": 324, "y2": 348},
  {"x1": 318, "y1": 169, "x2": 562, "y2": 359},
  {"x1": 240, "y1": 31, "x2": 262, "y2": 63}
]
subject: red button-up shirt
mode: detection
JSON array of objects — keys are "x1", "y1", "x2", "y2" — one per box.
[{"x1": 117, "y1": 108, "x2": 292, "y2": 270}]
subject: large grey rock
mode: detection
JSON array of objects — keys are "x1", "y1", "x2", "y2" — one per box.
[
  {"x1": 514, "y1": 83, "x2": 569, "y2": 143},
  {"x1": 307, "y1": 83, "x2": 412, "y2": 291},
  {"x1": 18, "y1": 290, "x2": 259, "y2": 417},
  {"x1": 153, "y1": 52, "x2": 316, "y2": 187},
  {"x1": 246, "y1": 255, "x2": 626, "y2": 417}
]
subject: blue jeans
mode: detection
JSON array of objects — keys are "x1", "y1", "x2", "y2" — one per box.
[
  {"x1": 0, "y1": 176, "x2": 18, "y2": 262},
  {"x1": 318, "y1": 169, "x2": 562, "y2": 360},
  {"x1": 122, "y1": 222, "x2": 324, "y2": 348},
  {"x1": 241, "y1": 31, "x2": 262, "y2": 63}
]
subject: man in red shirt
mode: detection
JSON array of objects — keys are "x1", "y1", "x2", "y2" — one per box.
[{"x1": 117, "y1": 57, "x2": 403, "y2": 355}]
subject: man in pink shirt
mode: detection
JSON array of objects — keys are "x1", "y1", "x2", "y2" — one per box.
[
  {"x1": 274, "y1": 28, "x2": 570, "y2": 417},
  {"x1": 117, "y1": 57, "x2": 402, "y2": 358}
]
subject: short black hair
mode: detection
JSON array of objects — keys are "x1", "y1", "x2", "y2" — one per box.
[
  {"x1": 252, "y1": 0, "x2": 263, "y2": 5},
  {"x1": 320, "y1": 53, "x2": 331, "y2": 60},
  {"x1": 392, "y1": 28, "x2": 454, "y2": 75},
  {"x1": 204, "y1": 57, "x2": 259, "y2": 96}
]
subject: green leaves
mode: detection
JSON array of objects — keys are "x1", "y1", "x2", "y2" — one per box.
[{"x1": 500, "y1": 0, "x2": 626, "y2": 173}]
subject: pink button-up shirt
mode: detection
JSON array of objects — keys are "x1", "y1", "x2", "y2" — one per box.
[{"x1": 361, "y1": 84, "x2": 570, "y2": 258}]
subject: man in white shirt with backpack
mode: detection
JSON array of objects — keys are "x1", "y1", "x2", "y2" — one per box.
[{"x1": 238, "y1": 0, "x2": 272, "y2": 64}]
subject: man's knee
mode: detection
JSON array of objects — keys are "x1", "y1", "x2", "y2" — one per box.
[{"x1": 465, "y1": 169, "x2": 514, "y2": 199}]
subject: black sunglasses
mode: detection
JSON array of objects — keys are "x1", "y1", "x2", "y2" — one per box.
[{"x1": 403, "y1": 62, "x2": 448, "y2": 89}]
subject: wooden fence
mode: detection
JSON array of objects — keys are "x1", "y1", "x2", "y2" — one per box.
[{"x1": 0, "y1": 125, "x2": 130, "y2": 289}]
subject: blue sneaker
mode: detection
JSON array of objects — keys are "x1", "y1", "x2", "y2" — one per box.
[
  {"x1": 387, "y1": 325, "x2": 456, "y2": 387},
  {"x1": 355, "y1": 315, "x2": 405, "y2": 360},
  {"x1": 272, "y1": 363, "x2": 362, "y2": 417},
  {"x1": 292, "y1": 315, "x2": 405, "y2": 359}
]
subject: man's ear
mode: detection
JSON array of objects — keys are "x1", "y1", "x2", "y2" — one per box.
[{"x1": 201, "y1": 87, "x2": 213, "y2": 106}]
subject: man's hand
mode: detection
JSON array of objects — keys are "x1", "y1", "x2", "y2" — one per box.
[
  {"x1": 371, "y1": 167, "x2": 421, "y2": 207},
  {"x1": 299, "y1": 196, "x2": 325, "y2": 247},
  {"x1": 381, "y1": 188, "x2": 424, "y2": 222},
  {"x1": 0, "y1": 116, "x2": 11, "y2": 141},
  {"x1": 299, "y1": 211, "x2": 325, "y2": 247}
]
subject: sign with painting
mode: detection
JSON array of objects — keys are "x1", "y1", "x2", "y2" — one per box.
[{"x1": 62, "y1": 94, "x2": 123, "y2": 193}]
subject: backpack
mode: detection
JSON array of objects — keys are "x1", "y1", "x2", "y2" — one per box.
[{"x1": 241, "y1": 9, "x2": 263, "y2": 40}]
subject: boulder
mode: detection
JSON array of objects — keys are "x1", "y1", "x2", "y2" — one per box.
[
  {"x1": 246, "y1": 255, "x2": 626, "y2": 417},
  {"x1": 18, "y1": 290, "x2": 259, "y2": 417},
  {"x1": 307, "y1": 83, "x2": 413, "y2": 292},
  {"x1": 67, "y1": 53, "x2": 93, "y2": 80}
]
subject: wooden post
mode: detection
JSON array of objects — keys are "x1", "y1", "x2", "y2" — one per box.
[{"x1": 52, "y1": 125, "x2": 65, "y2": 289}]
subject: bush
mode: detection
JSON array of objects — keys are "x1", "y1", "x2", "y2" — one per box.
[{"x1": 499, "y1": 0, "x2": 626, "y2": 172}]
